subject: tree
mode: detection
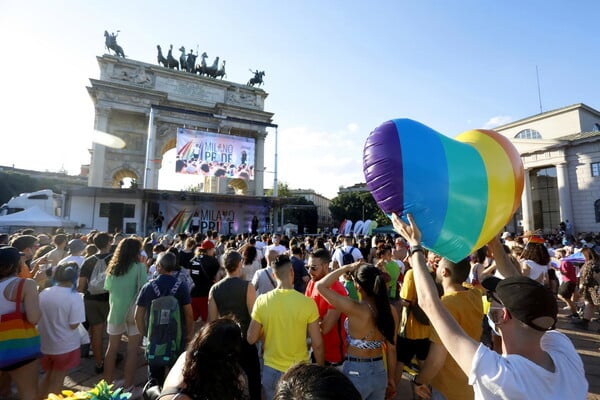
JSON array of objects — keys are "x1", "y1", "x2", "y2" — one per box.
[
  {"x1": 329, "y1": 191, "x2": 387, "y2": 227},
  {"x1": 284, "y1": 197, "x2": 318, "y2": 234},
  {"x1": 264, "y1": 181, "x2": 291, "y2": 197}
]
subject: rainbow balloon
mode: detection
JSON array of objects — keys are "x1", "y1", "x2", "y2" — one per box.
[{"x1": 363, "y1": 119, "x2": 524, "y2": 262}]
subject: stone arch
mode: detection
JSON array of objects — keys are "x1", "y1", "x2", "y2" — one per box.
[
  {"x1": 160, "y1": 137, "x2": 176, "y2": 157},
  {"x1": 112, "y1": 168, "x2": 140, "y2": 188}
]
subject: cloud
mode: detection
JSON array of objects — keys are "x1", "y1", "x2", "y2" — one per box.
[
  {"x1": 264, "y1": 123, "x2": 366, "y2": 199},
  {"x1": 483, "y1": 115, "x2": 513, "y2": 129},
  {"x1": 347, "y1": 122, "x2": 360, "y2": 133}
]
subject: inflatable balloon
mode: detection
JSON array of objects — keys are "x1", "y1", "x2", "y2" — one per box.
[
  {"x1": 339, "y1": 220, "x2": 347, "y2": 235},
  {"x1": 353, "y1": 220, "x2": 365, "y2": 236},
  {"x1": 363, "y1": 119, "x2": 524, "y2": 262},
  {"x1": 344, "y1": 220, "x2": 353, "y2": 236},
  {"x1": 366, "y1": 220, "x2": 377, "y2": 236}
]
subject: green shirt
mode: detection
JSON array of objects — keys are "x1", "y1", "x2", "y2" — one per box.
[
  {"x1": 105, "y1": 262, "x2": 147, "y2": 325},
  {"x1": 384, "y1": 260, "x2": 400, "y2": 299}
]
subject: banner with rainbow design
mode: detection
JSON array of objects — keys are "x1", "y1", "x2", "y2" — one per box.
[{"x1": 176, "y1": 128, "x2": 255, "y2": 180}]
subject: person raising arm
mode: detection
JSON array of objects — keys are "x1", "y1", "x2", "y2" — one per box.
[{"x1": 392, "y1": 213, "x2": 587, "y2": 399}]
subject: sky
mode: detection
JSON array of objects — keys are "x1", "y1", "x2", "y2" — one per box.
[{"x1": 1, "y1": 1, "x2": 599, "y2": 199}]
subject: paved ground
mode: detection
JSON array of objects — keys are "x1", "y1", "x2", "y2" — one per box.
[{"x1": 30, "y1": 307, "x2": 600, "y2": 399}]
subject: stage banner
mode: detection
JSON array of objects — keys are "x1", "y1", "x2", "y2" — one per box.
[
  {"x1": 163, "y1": 201, "x2": 268, "y2": 235},
  {"x1": 175, "y1": 128, "x2": 255, "y2": 180}
]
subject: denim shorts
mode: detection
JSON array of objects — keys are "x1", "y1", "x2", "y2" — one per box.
[
  {"x1": 342, "y1": 357, "x2": 387, "y2": 400},
  {"x1": 262, "y1": 364, "x2": 284, "y2": 400}
]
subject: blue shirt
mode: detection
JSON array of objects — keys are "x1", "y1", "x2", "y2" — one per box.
[{"x1": 136, "y1": 274, "x2": 191, "y2": 337}]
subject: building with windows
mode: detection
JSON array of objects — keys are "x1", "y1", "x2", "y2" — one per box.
[
  {"x1": 494, "y1": 103, "x2": 600, "y2": 235},
  {"x1": 288, "y1": 189, "x2": 332, "y2": 228}
]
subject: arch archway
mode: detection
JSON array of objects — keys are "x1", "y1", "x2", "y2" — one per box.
[{"x1": 112, "y1": 168, "x2": 140, "y2": 188}]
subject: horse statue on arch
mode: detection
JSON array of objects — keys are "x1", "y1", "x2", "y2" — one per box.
[
  {"x1": 205, "y1": 56, "x2": 220, "y2": 78},
  {"x1": 247, "y1": 70, "x2": 265, "y2": 87},
  {"x1": 179, "y1": 46, "x2": 187, "y2": 72},
  {"x1": 157, "y1": 45, "x2": 178, "y2": 69},
  {"x1": 196, "y1": 52, "x2": 209, "y2": 76},
  {"x1": 104, "y1": 30, "x2": 125, "y2": 57},
  {"x1": 215, "y1": 60, "x2": 226, "y2": 79},
  {"x1": 166, "y1": 45, "x2": 179, "y2": 70}
]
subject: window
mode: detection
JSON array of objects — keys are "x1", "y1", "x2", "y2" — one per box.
[
  {"x1": 515, "y1": 129, "x2": 542, "y2": 139},
  {"x1": 124, "y1": 204, "x2": 135, "y2": 218},
  {"x1": 99, "y1": 203, "x2": 110, "y2": 217},
  {"x1": 592, "y1": 162, "x2": 600, "y2": 177},
  {"x1": 28, "y1": 194, "x2": 49, "y2": 200},
  {"x1": 99, "y1": 203, "x2": 135, "y2": 217},
  {"x1": 594, "y1": 123, "x2": 600, "y2": 132},
  {"x1": 595, "y1": 200, "x2": 600, "y2": 223}
]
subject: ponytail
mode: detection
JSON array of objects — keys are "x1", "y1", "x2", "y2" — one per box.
[{"x1": 356, "y1": 265, "x2": 395, "y2": 343}]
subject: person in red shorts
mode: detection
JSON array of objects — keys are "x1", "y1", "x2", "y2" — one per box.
[{"x1": 38, "y1": 262, "x2": 85, "y2": 397}]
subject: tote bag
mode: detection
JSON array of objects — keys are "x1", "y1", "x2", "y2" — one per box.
[{"x1": 0, "y1": 279, "x2": 41, "y2": 368}]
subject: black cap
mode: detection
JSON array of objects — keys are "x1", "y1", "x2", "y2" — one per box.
[
  {"x1": 482, "y1": 276, "x2": 557, "y2": 331},
  {"x1": 0, "y1": 246, "x2": 23, "y2": 267}
]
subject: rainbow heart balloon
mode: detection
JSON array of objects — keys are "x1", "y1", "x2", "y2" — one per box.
[{"x1": 363, "y1": 119, "x2": 524, "y2": 262}]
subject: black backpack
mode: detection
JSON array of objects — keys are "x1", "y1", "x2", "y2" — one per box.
[{"x1": 341, "y1": 247, "x2": 356, "y2": 266}]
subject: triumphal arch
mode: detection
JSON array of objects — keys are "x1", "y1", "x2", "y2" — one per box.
[{"x1": 87, "y1": 54, "x2": 274, "y2": 196}]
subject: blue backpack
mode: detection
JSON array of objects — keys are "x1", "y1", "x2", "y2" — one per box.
[{"x1": 341, "y1": 247, "x2": 356, "y2": 266}]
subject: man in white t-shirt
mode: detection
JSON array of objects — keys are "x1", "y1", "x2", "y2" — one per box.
[
  {"x1": 253, "y1": 236, "x2": 266, "y2": 261},
  {"x1": 265, "y1": 234, "x2": 287, "y2": 260},
  {"x1": 331, "y1": 236, "x2": 363, "y2": 269},
  {"x1": 392, "y1": 213, "x2": 588, "y2": 400},
  {"x1": 58, "y1": 239, "x2": 87, "y2": 268}
]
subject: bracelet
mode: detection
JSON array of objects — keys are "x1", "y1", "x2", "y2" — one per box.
[{"x1": 409, "y1": 245, "x2": 424, "y2": 256}]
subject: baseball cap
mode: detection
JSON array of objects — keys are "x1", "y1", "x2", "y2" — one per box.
[
  {"x1": 501, "y1": 232, "x2": 512, "y2": 240},
  {"x1": 54, "y1": 262, "x2": 79, "y2": 283},
  {"x1": 482, "y1": 276, "x2": 557, "y2": 331},
  {"x1": 68, "y1": 239, "x2": 86, "y2": 254},
  {"x1": 199, "y1": 239, "x2": 215, "y2": 250},
  {"x1": 37, "y1": 234, "x2": 51, "y2": 246},
  {"x1": 0, "y1": 246, "x2": 23, "y2": 267}
]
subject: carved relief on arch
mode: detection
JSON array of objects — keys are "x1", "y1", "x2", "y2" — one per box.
[
  {"x1": 156, "y1": 123, "x2": 175, "y2": 137},
  {"x1": 111, "y1": 167, "x2": 140, "y2": 188}
]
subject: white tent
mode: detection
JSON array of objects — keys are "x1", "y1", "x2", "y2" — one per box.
[{"x1": 0, "y1": 206, "x2": 77, "y2": 228}]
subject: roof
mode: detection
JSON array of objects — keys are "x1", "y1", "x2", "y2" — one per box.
[
  {"x1": 520, "y1": 130, "x2": 600, "y2": 156},
  {"x1": 494, "y1": 103, "x2": 600, "y2": 131},
  {"x1": 555, "y1": 131, "x2": 600, "y2": 142}
]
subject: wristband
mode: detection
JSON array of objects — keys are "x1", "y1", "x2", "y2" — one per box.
[
  {"x1": 409, "y1": 245, "x2": 424, "y2": 256},
  {"x1": 410, "y1": 374, "x2": 423, "y2": 386}
]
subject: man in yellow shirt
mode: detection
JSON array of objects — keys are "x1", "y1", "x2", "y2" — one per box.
[
  {"x1": 410, "y1": 257, "x2": 483, "y2": 400},
  {"x1": 395, "y1": 268, "x2": 432, "y2": 387},
  {"x1": 247, "y1": 255, "x2": 324, "y2": 400}
]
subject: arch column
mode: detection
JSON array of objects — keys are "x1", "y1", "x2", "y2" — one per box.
[
  {"x1": 254, "y1": 130, "x2": 266, "y2": 196},
  {"x1": 520, "y1": 169, "x2": 534, "y2": 232},
  {"x1": 556, "y1": 163, "x2": 573, "y2": 226},
  {"x1": 89, "y1": 108, "x2": 110, "y2": 187},
  {"x1": 144, "y1": 108, "x2": 158, "y2": 189}
]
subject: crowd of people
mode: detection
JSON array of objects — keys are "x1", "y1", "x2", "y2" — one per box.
[{"x1": 0, "y1": 221, "x2": 596, "y2": 399}]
